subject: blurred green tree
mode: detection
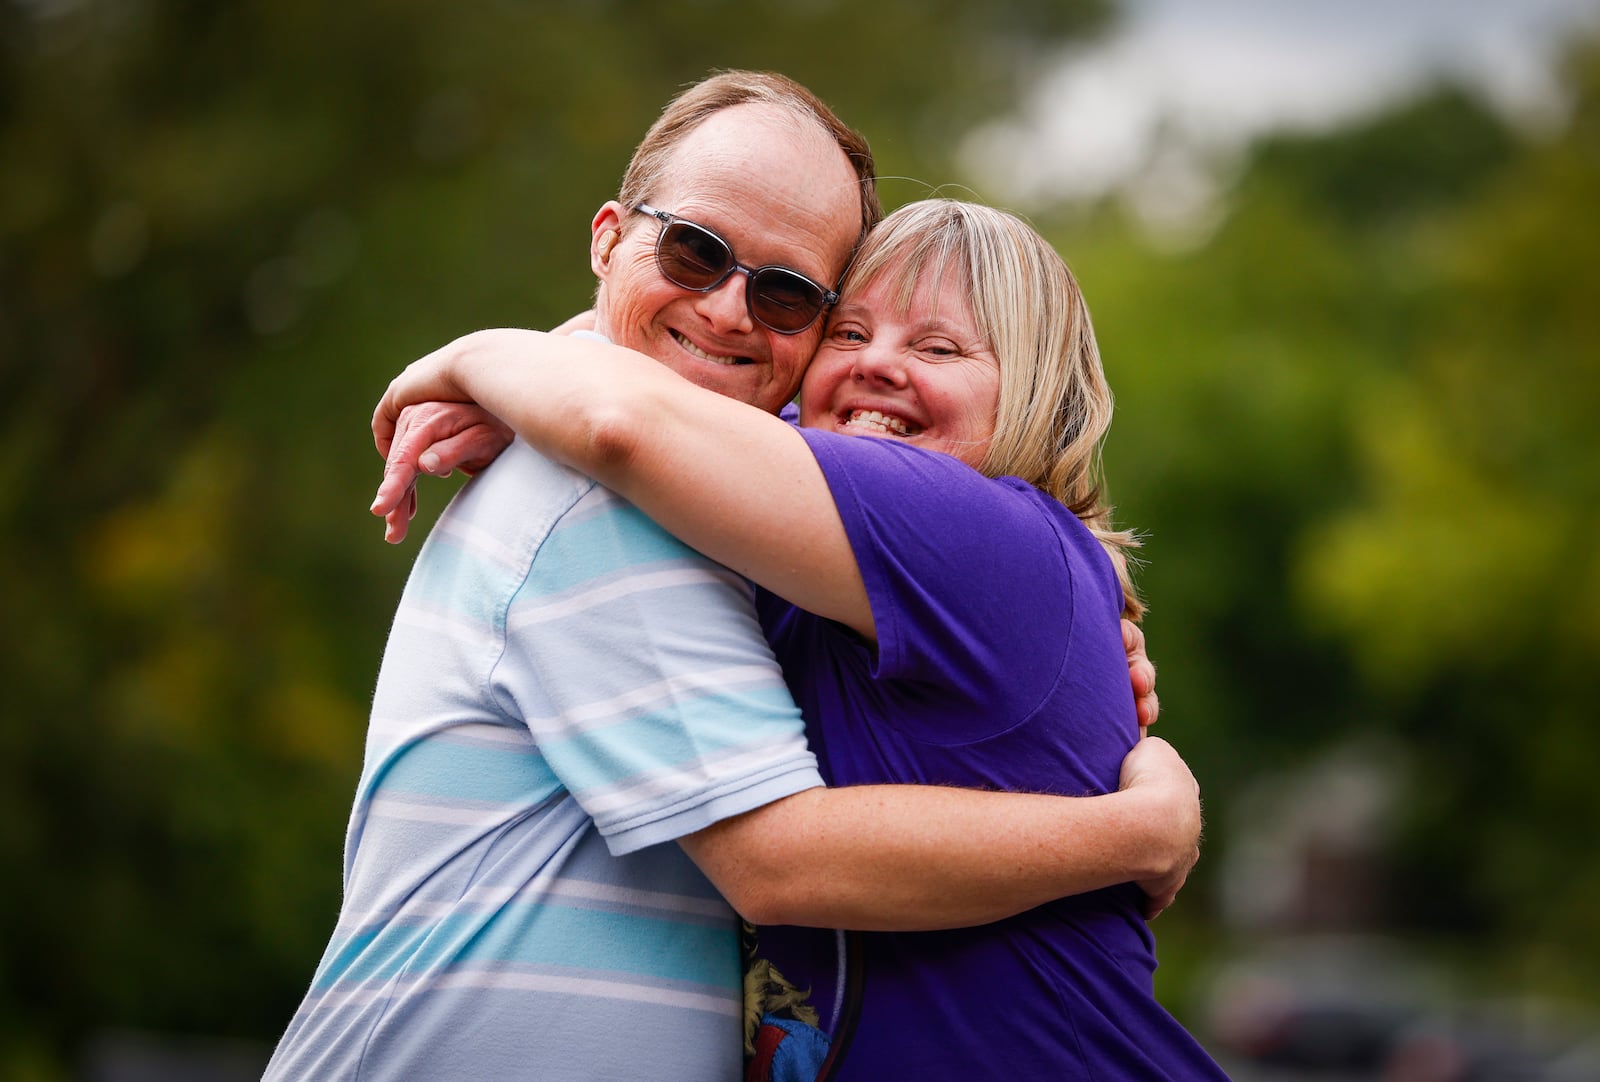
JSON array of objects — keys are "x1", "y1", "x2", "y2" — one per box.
[
  {"x1": 1293, "y1": 43, "x2": 1600, "y2": 984},
  {"x1": 1065, "y1": 40, "x2": 1600, "y2": 1005}
]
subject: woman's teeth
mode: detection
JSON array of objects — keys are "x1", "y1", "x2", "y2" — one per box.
[{"x1": 845, "y1": 410, "x2": 915, "y2": 436}]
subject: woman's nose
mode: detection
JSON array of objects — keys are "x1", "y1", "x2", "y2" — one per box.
[{"x1": 852, "y1": 340, "x2": 909, "y2": 387}]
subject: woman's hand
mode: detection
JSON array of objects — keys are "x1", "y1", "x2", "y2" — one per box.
[
  {"x1": 370, "y1": 332, "x2": 526, "y2": 543},
  {"x1": 371, "y1": 401, "x2": 515, "y2": 543}
]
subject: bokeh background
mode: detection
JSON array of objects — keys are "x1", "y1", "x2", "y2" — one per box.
[{"x1": 4, "y1": 1, "x2": 1599, "y2": 1078}]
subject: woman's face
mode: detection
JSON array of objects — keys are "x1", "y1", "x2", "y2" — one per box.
[{"x1": 797, "y1": 265, "x2": 1001, "y2": 470}]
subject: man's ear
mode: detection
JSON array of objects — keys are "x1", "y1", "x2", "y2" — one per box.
[{"x1": 590, "y1": 201, "x2": 627, "y2": 279}]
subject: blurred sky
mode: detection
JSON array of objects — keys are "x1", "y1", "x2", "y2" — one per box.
[{"x1": 963, "y1": 0, "x2": 1600, "y2": 230}]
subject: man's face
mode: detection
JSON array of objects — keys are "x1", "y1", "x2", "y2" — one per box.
[{"x1": 592, "y1": 104, "x2": 862, "y2": 415}]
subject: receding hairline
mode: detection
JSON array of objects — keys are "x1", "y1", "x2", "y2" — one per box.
[{"x1": 619, "y1": 70, "x2": 881, "y2": 242}]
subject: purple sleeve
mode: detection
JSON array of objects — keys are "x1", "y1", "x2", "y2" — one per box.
[{"x1": 796, "y1": 429, "x2": 1081, "y2": 732}]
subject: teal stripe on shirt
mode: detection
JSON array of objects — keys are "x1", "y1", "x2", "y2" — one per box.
[
  {"x1": 315, "y1": 896, "x2": 734, "y2": 991},
  {"x1": 398, "y1": 530, "x2": 516, "y2": 626},
  {"x1": 375, "y1": 737, "x2": 560, "y2": 805},
  {"x1": 397, "y1": 499, "x2": 727, "y2": 643},
  {"x1": 539, "y1": 685, "x2": 806, "y2": 793},
  {"x1": 517, "y1": 501, "x2": 708, "y2": 599}
]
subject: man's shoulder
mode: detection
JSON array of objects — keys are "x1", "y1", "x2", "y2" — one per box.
[
  {"x1": 424, "y1": 439, "x2": 597, "y2": 552},
  {"x1": 460, "y1": 438, "x2": 596, "y2": 510}
]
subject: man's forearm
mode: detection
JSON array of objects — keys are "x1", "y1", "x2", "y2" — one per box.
[{"x1": 680, "y1": 775, "x2": 1197, "y2": 930}]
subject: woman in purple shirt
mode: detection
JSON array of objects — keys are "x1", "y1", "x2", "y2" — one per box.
[{"x1": 372, "y1": 199, "x2": 1226, "y2": 1079}]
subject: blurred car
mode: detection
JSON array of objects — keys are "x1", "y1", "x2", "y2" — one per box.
[
  {"x1": 1380, "y1": 1000, "x2": 1600, "y2": 1082},
  {"x1": 1205, "y1": 936, "x2": 1436, "y2": 1073},
  {"x1": 1204, "y1": 938, "x2": 1600, "y2": 1081}
]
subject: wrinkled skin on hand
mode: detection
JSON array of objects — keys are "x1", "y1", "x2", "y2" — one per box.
[{"x1": 371, "y1": 401, "x2": 514, "y2": 544}]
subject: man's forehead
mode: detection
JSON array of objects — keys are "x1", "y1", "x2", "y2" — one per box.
[{"x1": 656, "y1": 108, "x2": 860, "y2": 227}]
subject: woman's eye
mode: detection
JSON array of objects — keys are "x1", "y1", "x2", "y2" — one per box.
[{"x1": 832, "y1": 326, "x2": 867, "y2": 343}]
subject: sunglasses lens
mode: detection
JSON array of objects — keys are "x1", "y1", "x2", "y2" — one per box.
[
  {"x1": 652, "y1": 214, "x2": 830, "y2": 334},
  {"x1": 657, "y1": 221, "x2": 733, "y2": 290},
  {"x1": 750, "y1": 271, "x2": 827, "y2": 333}
]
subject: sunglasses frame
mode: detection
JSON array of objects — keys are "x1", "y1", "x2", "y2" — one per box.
[{"x1": 633, "y1": 204, "x2": 839, "y2": 335}]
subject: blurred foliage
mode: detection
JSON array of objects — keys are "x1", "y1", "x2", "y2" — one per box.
[
  {"x1": 1065, "y1": 42, "x2": 1600, "y2": 1011},
  {"x1": 3, "y1": 0, "x2": 1598, "y2": 1075}
]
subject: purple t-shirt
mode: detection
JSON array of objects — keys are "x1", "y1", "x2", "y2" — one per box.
[{"x1": 747, "y1": 428, "x2": 1227, "y2": 1081}]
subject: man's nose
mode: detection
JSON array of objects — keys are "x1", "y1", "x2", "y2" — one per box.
[{"x1": 693, "y1": 269, "x2": 756, "y2": 335}]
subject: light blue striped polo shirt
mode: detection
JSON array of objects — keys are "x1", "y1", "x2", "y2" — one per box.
[{"x1": 266, "y1": 436, "x2": 823, "y2": 1081}]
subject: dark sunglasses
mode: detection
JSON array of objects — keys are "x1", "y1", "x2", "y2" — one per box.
[{"x1": 634, "y1": 204, "x2": 839, "y2": 335}]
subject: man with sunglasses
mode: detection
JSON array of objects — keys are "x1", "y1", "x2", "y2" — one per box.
[{"x1": 266, "y1": 71, "x2": 1197, "y2": 1081}]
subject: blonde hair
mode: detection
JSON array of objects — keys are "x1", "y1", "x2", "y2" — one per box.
[
  {"x1": 840, "y1": 199, "x2": 1145, "y2": 620},
  {"x1": 619, "y1": 70, "x2": 881, "y2": 249}
]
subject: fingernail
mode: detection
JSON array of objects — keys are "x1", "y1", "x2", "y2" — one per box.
[{"x1": 420, "y1": 452, "x2": 440, "y2": 474}]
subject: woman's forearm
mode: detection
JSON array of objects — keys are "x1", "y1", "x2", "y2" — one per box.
[
  {"x1": 379, "y1": 329, "x2": 875, "y2": 632},
  {"x1": 444, "y1": 329, "x2": 664, "y2": 467}
]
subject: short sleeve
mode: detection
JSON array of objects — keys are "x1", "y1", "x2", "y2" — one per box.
[
  {"x1": 797, "y1": 429, "x2": 1079, "y2": 730},
  {"x1": 493, "y1": 485, "x2": 822, "y2": 855}
]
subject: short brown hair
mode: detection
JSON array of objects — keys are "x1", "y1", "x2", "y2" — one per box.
[{"x1": 619, "y1": 70, "x2": 881, "y2": 249}]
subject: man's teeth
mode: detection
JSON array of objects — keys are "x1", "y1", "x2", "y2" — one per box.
[
  {"x1": 846, "y1": 410, "x2": 915, "y2": 436},
  {"x1": 673, "y1": 332, "x2": 747, "y2": 365}
]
